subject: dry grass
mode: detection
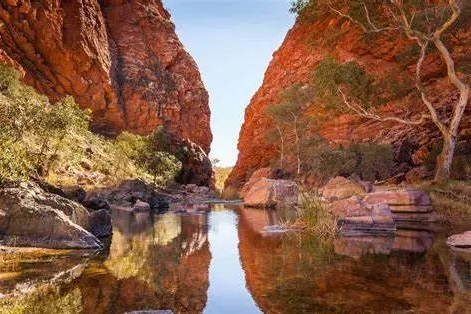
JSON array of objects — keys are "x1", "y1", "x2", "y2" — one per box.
[{"x1": 282, "y1": 191, "x2": 338, "y2": 239}]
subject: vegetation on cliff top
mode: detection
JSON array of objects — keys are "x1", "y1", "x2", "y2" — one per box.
[{"x1": 0, "y1": 65, "x2": 181, "y2": 188}]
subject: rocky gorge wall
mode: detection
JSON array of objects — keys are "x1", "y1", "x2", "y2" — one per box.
[
  {"x1": 0, "y1": 0, "x2": 212, "y2": 184},
  {"x1": 227, "y1": 7, "x2": 471, "y2": 189}
]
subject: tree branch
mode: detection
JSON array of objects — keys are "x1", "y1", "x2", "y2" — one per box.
[
  {"x1": 415, "y1": 42, "x2": 449, "y2": 136},
  {"x1": 434, "y1": 0, "x2": 461, "y2": 39},
  {"x1": 337, "y1": 88, "x2": 429, "y2": 126}
]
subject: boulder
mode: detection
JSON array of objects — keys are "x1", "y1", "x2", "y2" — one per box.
[
  {"x1": 331, "y1": 196, "x2": 395, "y2": 236},
  {"x1": 244, "y1": 178, "x2": 298, "y2": 208},
  {"x1": 363, "y1": 189, "x2": 431, "y2": 206},
  {"x1": 0, "y1": 183, "x2": 101, "y2": 249},
  {"x1": 330, "y1": 196, "x2": 370, "y2": 217},
  {"x1": 240, "y1": 168, "x2": 276, "y2": 198},
  {"x1": 23, "y1": 183, "x2": 90, "y2": 230},
  {"x1": 320, "y1": 176, "x2": 366, "y2": 201},
  {"x1": 447, "y1": 231, "x2": 471, "y2": 249},
  {"x1": 89, "y1": 209, "x2": 112, "y2": 238},
  {"x1": 89, "y1": 180, "x2": 170, "y2": 213}
]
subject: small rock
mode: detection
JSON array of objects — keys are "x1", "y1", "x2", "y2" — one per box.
[
  {"x1": 447, "y1": 231, "x2": 471, "y2": 249},
  {"x1": 185, "y1": 184, "x2": 198, "y2": 193}
]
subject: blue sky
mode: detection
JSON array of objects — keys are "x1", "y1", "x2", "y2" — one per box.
[{"x1": 165, "y1": 0, "x2": 295, "y2": 167}]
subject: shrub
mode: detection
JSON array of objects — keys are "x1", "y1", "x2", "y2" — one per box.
[
  {"x1": 0, "y1": 140, "x2": 31, "y2": 185},
  {"x1": 32, "y1": 96, "x2": 91, "y2": 176},
  {"x1": 311, "y1": 57, "x2": 374, "y2": 111},
  {"x1": 304, "y1": 141, "x2": 396, "y2": 184},
  {"x1": 349, "y1": 142, "x2": 395, "y2": 181},
  {"x1": 305, "y1": 143, "x2": 357, "y2": 182},
  {"x1": 115, "y1": 129, "x2": 182, "y2": 185},
  {"x1": 0, "y1": 65, "x2": 90, "y2": 182},
  {"x1": 138, "y1": 151, "x2": 181, "y2": 185},
  {"x1": 0, "y1": 64, "x2": 183, "y2": 188}
]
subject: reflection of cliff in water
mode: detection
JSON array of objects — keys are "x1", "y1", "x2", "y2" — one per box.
[
  {"x1": 237, "y1": 206, "x2": 454, "y2": 314},
  {"x1": 67, "y1": 211, "x2": 210, "y2": 314}
]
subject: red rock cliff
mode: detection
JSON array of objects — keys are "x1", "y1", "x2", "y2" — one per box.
[
  {"x1": 227, "y1": 8, "x2": 471, "y2": 189},
  {"x1": 0, "y1": 0, "x2": 211, "y2": 153}
]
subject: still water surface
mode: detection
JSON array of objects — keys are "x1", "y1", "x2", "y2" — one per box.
[{"x1": 0, "y1": 205, "x2": 470, "y2": 314}]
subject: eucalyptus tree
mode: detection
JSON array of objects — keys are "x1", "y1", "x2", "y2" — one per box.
[{"x1": 293, "y1": 0, "x2": 470, "y2": 181}]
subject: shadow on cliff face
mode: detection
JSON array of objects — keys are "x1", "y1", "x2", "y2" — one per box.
[{"x1": 236, "y1": 206, "x2": 466, "y2": 314}]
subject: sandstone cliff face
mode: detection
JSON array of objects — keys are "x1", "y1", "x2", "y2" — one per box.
[
  {"x1": 227, "y1": 9, "x2": 471, "y2": 189},
  {"x1": 0, "y1": 0, "x2": 211, "y2": 152}
]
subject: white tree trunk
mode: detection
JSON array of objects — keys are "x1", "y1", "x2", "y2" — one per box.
[
  {"x1": 276, "y1": 125, "x2": 285, "y2": 169},
  {"x1": 435, "y1": 135, "x2": 456, "y2": 182}
]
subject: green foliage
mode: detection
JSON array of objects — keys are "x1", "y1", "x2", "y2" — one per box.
[
  {"x1": 312, "y1": 56, "x2": 374, "y2": 110},
  {"x1": 0, "y1": 65, "x2": 91, "y2": 182},
  {"x1": 266, "y1": 84, "x2": 315, "y2": 173},
  {"x1": 115, "y1": 132, "x2": 147, "y2": 161},
  {"x1": 0, "y1": 64, "x2": 182, "y2": 187},
  {"x1": 305, "y1": 144, "x2": 358, "y2": 183},
  {"x1": 304, "y1": 140, "x2": 395, "y2": 184},
  {"x1": 138, "y1": 150, "x2": 181, "y2": 185},
  {"x1": 289, "y1": 0, "x2": 321, "y2": 23},
  {"x1": 114, "y1": 130, "x2": 182, "y2": 186},
  {"x1": 348, "y1": 142, "x2": 395, "y2": 181},
  {"x1": 267, "y1": 83, "x2": 314, "y2": 120},
  {"x1": 0, "y1": 285, "x2": 82, "y2": 314},
  {"x1": 33, "y1": 97, "x2": 91, "y2": 176},
  {"x1": 147, "y1": 126, "x2": 173, "y2": 152},
  {"x1": 423, "y1": 141, "x2": 471, "y2": 180},
  {"x1": 0, "y1": 140, "x2": 31, "y2": 184},
  {"x1": 283, "y1": 191, "x2": 338, "y2": 239}
]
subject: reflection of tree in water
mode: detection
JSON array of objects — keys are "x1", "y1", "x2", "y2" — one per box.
[
  {"x1": 17, "y1": 212, "x2": 212, "y2": 314},
  {"x1": 237, "y1": 206, "x2": 455, "y2": 314}
]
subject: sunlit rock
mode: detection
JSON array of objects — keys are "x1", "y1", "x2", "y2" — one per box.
[
  {"x1": 243, "y1": 178, "x2": 298, "y2": 208},
  {"x1": 320, "y1": 176, "x2": 367, "y2": 201},
  {"x1": 0, "y1": 182, "x2": 101, "y2": 249}
]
